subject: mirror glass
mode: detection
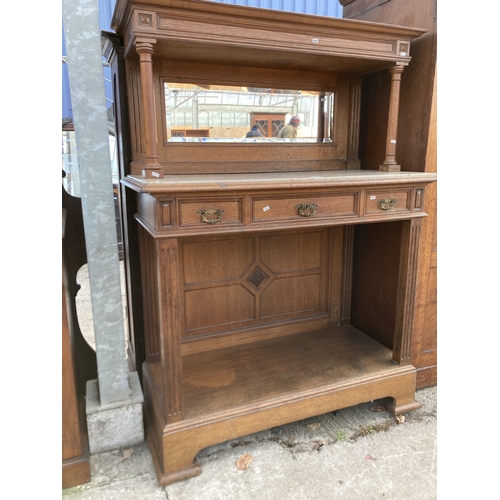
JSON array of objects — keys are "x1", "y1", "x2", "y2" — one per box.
[{"x1": 164, "y1": 83, "x2": 334, "y2": 143}]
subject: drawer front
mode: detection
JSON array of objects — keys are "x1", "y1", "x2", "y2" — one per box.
[
  {"x1": 364, "y1": 189, "x2": 411, "y2": 215},
  {"x1": 179, "y1": 198, "x2": 243, "y2": 227},
  {"x1": 252, "y1": 193, "x2": 358, "y2": 223}
]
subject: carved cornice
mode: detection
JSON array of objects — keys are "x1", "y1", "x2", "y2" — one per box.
[{"x1": 113, "y1": 0, "x2": 426, "y2": 69}]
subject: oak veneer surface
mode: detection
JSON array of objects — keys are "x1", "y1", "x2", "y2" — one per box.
[
  {"x1": 62, "y1": 280, "x2": 91, "y2": 489},
  {"x1": 112, "y1": 0, "x2": 425, "y2": 72},
  {"x1": 351, "y1": 221, "x2": 402, "y2": 350},
  {"x1": 123, "y1": 170, "x2": 437, "y2": 193},
  {"x1": 108, "y1": 0, "x2": 436, "y2": 484},
  {"x1": 148, "y1": 326, "x2": 400, "y2": 421},
  {"x1": 181, "y1": 229, "x2": 329, "y2": 339},
  {"x1": 62, "y1": 268, "x2": 83, "y2": 462},
  {"x1": 342, "y1": 0, "x2": 437, "y2": 388},
  {"x1": 111, "y1": 0, "x2": 425, "y2": 176}
]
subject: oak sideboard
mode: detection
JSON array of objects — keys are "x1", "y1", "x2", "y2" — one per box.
[{"x1": 106, "y1": 0, "x2": 436, "y2": 485}]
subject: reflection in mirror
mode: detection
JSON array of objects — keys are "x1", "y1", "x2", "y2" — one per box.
[{"x1": 164, "y1": 83, "x2": 334, "y2": 143}]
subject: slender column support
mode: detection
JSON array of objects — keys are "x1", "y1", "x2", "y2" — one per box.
[
  {"x1": 380, "y1": 64, "x2": 405, "y2": 172},
  {"x1": 158, "y1": 238, "x2": 184, "y2": 424},
  {"x1": 392, "y1": 218, "x2": 422, "y2": 365},
  {"x1": 135, "y1": 38, "x2": 163, "y2": 179},
  {"x1": 347, "y1": 77, "x2": 362, "y2": 169},
  {"x1": 340, "y1": 225, "x2": 355, "y2": 324}
]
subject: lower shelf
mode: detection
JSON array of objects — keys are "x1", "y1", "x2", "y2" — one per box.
[{"x1": 143, "y1": 325, "x2": 421, "y2": 485}]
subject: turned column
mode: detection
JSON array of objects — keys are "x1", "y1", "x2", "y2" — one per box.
[
  {"x1": 380, "y1": 64, "x2": 405, "y2": 172},
  {"x1": 135, "y1": 38, "x2": 163, "y2": 179}
]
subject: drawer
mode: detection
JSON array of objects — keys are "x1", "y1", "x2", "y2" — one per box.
[
  {"x1": 179, "y1": 197, "x2": 243, "y2": 227},
  {"x1": 252, "y1": 193, "x2": 358, "y2": 223},
  {"x1": 364, "y1": 189, "x2": 411, "y2": 215}
]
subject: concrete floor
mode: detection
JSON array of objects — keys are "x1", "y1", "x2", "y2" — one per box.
[{"x1": 63, "y1": 386, "x2": 437, "y2": 499}]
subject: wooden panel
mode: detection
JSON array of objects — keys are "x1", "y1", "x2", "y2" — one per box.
[
  {"x1": 253, "y1": 193, "x2": 358, "y2": 223},
  {"x1": 62, "y1": 278, "x2": 84, "y2": 462},
  {"x1": 351, "y1": 222, "x2": 401, "y2": 349},
  {"x1": 158, "y1": 238, "x2": 184, "y2": 423},
  {"x1": 161, "y1": 60, "x2": 349, "y2": 93},
  {"x1": 413, "y1": 182, "x2": 437, "y2": 386},
  {"x1": 137, "y1": 192, "x2": 157, "y2": 229},
  {"x1": 157, "y1": 16, "x2": 397, "y2": 61},
  {"x1": 261, "y1": 275, "x2": 322, "y2": 318},
  {"x1": 62, "y1": 278, "x2": 91, "y2": 488},
  {"x1": 260, "y1": 231, "x2": 323, "y2": 271},
  {"x1": 185, "y1": 285, "x2": 256, "y2": 332},
  {"x1": 420, "y1": 264, "x2": 436, "y2": 350},
  {"x1": 182, "y1": 237, "x2": 254, "y2": 283},
  {"x1": 154, "y1": 145, "x2": 348, "y2": 176},
  {"x1": 413, "y1": 63, "x2": 437, "y2": 387},
  {"x1": 62, "y1": 211, "x2": 90, "y2": 489},
  {"x1": 139, "y1": 225, "x2": 161, "y2": 362},
  {"x1": 161, "y1": 201, "x2": 173, "y2": 227},
  {"x1": 392, "y1": 218, "x2": 422, "y2": 365},
  {"x1": 181, "y1": 229, "x2": 330, "y2": 341}
]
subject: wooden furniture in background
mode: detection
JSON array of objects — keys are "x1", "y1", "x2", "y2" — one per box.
[
  {"x1": 62, "y1": 174, "x2": 98, "y2": 489},
  {"x1": 107, "y1": 0, "x2": 436, "y2": 485},
  {"x1": 340, "y1": 0, "x2": 437, "y2": 388},
  {"x1": 249, "y1": 113, "x2": 286, "y2": 137},
  {"x1": 171, "y1": 128, "x2": 210, "y2": 138},
  {"x1": 62, "y1": 208, "x2": 91, "y2": 489}
]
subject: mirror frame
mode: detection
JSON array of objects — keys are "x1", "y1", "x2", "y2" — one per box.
[
  {"x1": 124, "y1": 59, "x2": 360, "y2": 175},
  {"x1": 163, "y1": 83, "x2": 335, "y2": 144}
]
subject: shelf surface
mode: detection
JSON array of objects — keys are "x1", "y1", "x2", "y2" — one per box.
[
  {"x1": 149, "y1": 326, "x2": 409, "y2": 423},
  {"x1": 123, "y1": 170, "x2": 437, "y2": 194}
]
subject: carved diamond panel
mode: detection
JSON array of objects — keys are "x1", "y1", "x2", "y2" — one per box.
[{"x1": 247, "y1": 267, "x2": 268, "y2": 289}]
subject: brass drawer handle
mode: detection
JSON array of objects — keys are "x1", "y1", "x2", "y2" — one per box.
[
  {"x1": 378, "y1": 198, "x2": 397, "y2": 211},
  {"x1": 294, "y1": 203, "x2": 318, "y2": 217},
  {"x1": 196, "y1": 209, "x2": 225, "y2": 224}
]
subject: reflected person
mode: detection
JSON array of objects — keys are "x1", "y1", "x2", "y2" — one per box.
[
  {"x1": 277, "y1": 116, "x2": 301, "y2": 138},
  {"x1": 246, "y1": 124, "x2": 264, "y2": 138}
]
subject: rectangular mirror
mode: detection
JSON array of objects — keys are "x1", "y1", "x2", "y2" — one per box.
[{"x1": 164, "y1": 83, "x2": 334, "y2": 143}]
